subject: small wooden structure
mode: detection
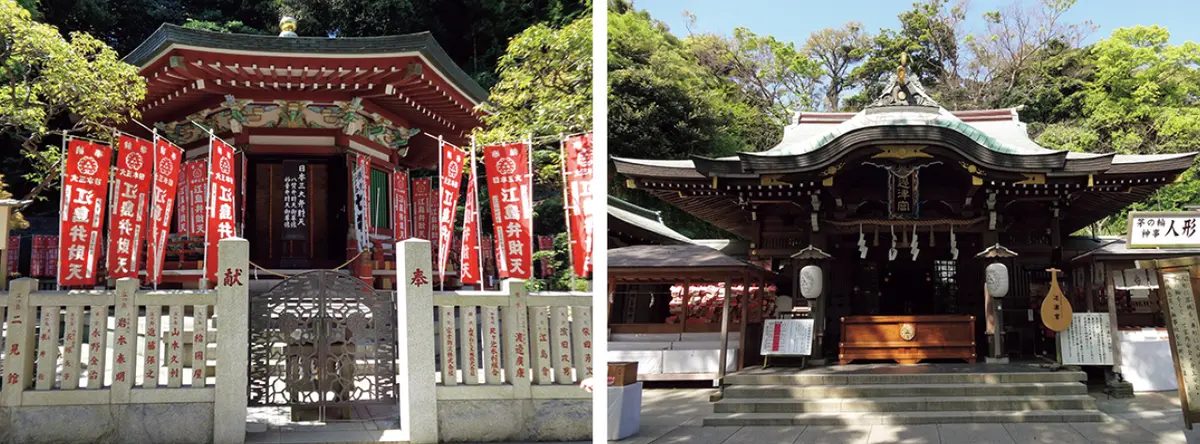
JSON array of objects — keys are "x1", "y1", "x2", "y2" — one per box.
[{"x1": 608, "y1": 244, "x2": 776, "y2": 381}]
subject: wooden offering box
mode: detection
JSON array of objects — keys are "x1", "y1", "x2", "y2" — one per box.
[{"x1": 839, "y1": 315, "x2": 976, "y2": 365}]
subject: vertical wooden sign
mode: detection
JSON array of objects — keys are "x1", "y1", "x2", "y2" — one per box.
[{"x1": 1139, "y1": 256, "x2": 1200, "y2": 430}]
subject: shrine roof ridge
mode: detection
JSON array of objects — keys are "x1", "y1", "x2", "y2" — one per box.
[{"x1": 123, "y1": 23, "x2": 488, "y2": 103}]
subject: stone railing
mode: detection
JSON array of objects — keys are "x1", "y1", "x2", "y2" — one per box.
[
  {"x1": 396, "y1": 239, "x2": 592, "y2": 443},
  {"x1": 0, "y1": 238, "x2": 249, "y2": 444}
]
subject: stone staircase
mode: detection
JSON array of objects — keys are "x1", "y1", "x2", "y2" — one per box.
[{"x1": 704, "y1": 365, "x2": 1108, "y2": 426}]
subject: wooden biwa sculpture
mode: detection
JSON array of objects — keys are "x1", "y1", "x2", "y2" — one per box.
[{"x1": 1041, "y1": 268, "x2": 1073, "y2": 332}]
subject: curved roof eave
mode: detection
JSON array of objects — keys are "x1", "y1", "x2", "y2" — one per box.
[{"x1": 123, "y1": 23, "x2": 489, "y2": 104}]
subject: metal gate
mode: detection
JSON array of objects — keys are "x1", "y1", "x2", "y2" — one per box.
[{"x1": 247, "y1": 270, "x2": 398, "y2": 419}]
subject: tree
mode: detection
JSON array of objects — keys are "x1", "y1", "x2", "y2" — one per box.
[
  {"x1": 848, "y1": 0, "x2": 967, "y2": 109},
  {"x1": 472, "y1": 14, "x2": 592, "y2": 290},
  {"x1": 804, "y1": 22, "x2": 870, "y2": 111},
  {"x1": 687, "y1": 26, "x2": 823, "y2": 127},
  {"x1": 0, "y1": 0, "x2": 146, "y2": 210},
  {"x1": 964, "y1": 0, "x2": 1095, "y2": 106}
]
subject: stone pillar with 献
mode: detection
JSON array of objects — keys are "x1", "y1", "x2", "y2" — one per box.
[
  {"x1": 396, "y1": 239, "x2": 438, "y2": 443},
  {"x1": 213, "y1": 237, "x2": 249, "y2": 444}
]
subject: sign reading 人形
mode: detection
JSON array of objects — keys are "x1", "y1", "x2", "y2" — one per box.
[
  {"x1": 563, "y1": 133, "x2": 594, "y2": 277},
  {"x1": 58, "y1": 139, "x2": 112, "y2": 286},
  {"x1": 147, "y1": 137, "x2": 182, "y2": 285},
  {"x1": 392, "y1": 169, "x2": 410, "y2": 241},
  {"x1": 437, "y1": 144, "x2": 466, "y2": 280},
  {"x1": 484, "y1": 142, "x2": 533, "y2": 279},
  {"x1": 1060, "y1": 313, "x2": 1114, "y2": 366},
  {"x1": 204, "y1": 138, "x2": 237, "y2": 283},
  {"x1": 1128, "y1": 211, "x2": 1200, "y2": 248},
  {"x1": 760, "y1": 319, "x2": 814, "y2": 356},
  {"x1": 106, "y1": 135, "x2": 153, "y2": 279},
  {"x1": 281, "y1": 160, "x2": 308, "y2": 241}
]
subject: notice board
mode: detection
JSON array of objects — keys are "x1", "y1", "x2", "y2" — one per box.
[
  {"x1": 760, "y1": 319, "x2": 814, "y2": 356},
  {"x1": 1060, "y1": 313, "x2": 1114, "y2": 366}
]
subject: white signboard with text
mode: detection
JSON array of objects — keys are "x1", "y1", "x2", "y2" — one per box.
[
  {"x1": 1128, "y1": 212, "x2": 1200, "y2": 248},
  {"x1": 760, "y1": 319, "x2": 814, "y2": 356},
  {"x1": 1060, "y1": 313, "x2": 1114, "y2": 366}
]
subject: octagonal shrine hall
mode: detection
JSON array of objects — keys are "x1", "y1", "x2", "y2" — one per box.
[{"x1": 122, "y1": 24, "x2": 487, "y2": 288}]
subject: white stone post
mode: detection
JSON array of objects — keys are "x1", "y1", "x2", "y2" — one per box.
[
  {"x1": 396, "y1": 239, "x2": 437, "y2": 443},
  {"x1": 0, "y1": 278, "x2": 37, "y2": 407},
  {"x1": 502, "y1": 279, "x2": 531, "y2": 398},
  {"x1": 213, "y1": 237, "x2": 249, "y2": 444},
  {"x1": 110, "y1": 278, "x2": 138, "y2": 403}
]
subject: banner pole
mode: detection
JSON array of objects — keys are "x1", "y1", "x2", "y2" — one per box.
[
  {"x1": 201, "y1": 132, "x2": 213, "y2": 289},
  {"x1": 438, "y1": 134, "x2": 445, "y2": 292},
  {"x1": 151, "y1": 130, "x2": 159, "y2": 291},
  {"x1": 560, "y1": 134, "x2": 576, "y2": 290},
  {"x1": 526, "y1": 135, "x2": 534, "y2": 286},
  {"x1": 471, "y1": 137, "x2": 483, "y2": 291},
  {"x1": 56, "y1": 135, "x2": 67, "y2": 290}
]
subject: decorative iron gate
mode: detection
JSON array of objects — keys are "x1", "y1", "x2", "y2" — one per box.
[{"x1": 248, "y1": 271, "x2": 398, "y2": 419}]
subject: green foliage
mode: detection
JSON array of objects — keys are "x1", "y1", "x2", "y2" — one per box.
[
  {"x1": 282, "y1": 0, "x2": 589, "y2": 87},
  {"x1": 0, "y1": 0, "x2": 146, "y2": 208},
  {"x1": 848, "y1": 0, "x2": 965, "y2": 109},
  {"x1": 181, "y1": 19, "x2": 265, "y2": 35}
]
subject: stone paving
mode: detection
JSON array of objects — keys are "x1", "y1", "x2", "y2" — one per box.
[{"x1": 611, "y1": 388, "x2": 1200, "y2": 444}]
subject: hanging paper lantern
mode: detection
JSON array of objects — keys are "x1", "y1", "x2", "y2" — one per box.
[
  {"x1": 800, "y1": 265, "x2": 823, "y2": 299},
  {"x1": 986, "y1": 262, "x2": 1009, "y2": 298}
]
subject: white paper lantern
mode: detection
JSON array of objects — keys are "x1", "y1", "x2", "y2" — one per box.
[
  {"x1": 800, "y1": 265, "x2": 823, "y2": 299},
  {"x1": 985, "y1": 262, "x2": 1009, "y2": 298}
]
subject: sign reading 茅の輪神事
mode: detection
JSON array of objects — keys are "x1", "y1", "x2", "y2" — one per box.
[
  {"x1": 1128, "y1": 211, "x2": 1200, "y2": 248},
  {"x1": 760, "y1": 319, "x2": 814, "y2": 356}
]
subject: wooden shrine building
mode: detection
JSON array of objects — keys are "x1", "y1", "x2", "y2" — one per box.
[
  {"x1": 613, "y1": 68, "x2": 1197, "y2": 364},
  {"x1": 122, "y1": 23, "x2": 486, "y2": 286}
]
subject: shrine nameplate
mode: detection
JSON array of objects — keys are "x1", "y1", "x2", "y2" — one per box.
[
  {"x1": 1060, "y1": 313, "x2": 1114, "y2": 366},
  {"x1": 839, "y1": 315, "x2": 976, "y2": 365},
  {"x1": 760, "y1": 319, "x2": 813, "y2": 356},
  {"x1": 281, "y1": 160, "x2": 309, "y2": 241},
  {"x1": 1128, "y1": 211, "x2": 1200, "y2": 248},
  {"x1": 1158, "y1": 269, "x2": 1200, "y2": 429}
]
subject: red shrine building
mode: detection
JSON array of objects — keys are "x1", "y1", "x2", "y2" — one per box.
[{"x1": 122, "y1": 23, "x2": 488, "y2": 287}]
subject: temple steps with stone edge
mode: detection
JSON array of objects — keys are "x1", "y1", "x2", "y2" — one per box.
[{"x1": 704, "y1": 368, "x2": 1109, "y2": 426}]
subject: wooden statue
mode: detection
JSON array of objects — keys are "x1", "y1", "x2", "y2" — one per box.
[{"x1": 1041, "y1": 268, "x2": 1073, "y2": 332}]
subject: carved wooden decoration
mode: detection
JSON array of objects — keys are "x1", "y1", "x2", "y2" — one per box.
[{"x1": 1041, "y1": 268, "x2": 1074, "y2": 332}]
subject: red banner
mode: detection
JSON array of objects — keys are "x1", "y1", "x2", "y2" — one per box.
[
  {"x1": 352, "y1": 154, "x2": 372, "y2": 251},
  {"x1": 482, "y1": 235, "x2": 495, "y2": 273},
  {"x1": 392, "y1": 169, "x2": 410, "y2": 241},
  {"x1": 484, "y1": 142, "x2": 533, "y2": 279},
  {"x1": 412, "y1": 178, "x2": 432, "y2": 241},
  {"x1": 563, "y1": 133, "x2": 594, "y2": 277},
  {"x1": 106, "y1": 136, "x2": 153, "y2": 279},
  {"x1": 147, "y1": 137, "x2": 182, "y2": 285},
  {"x1": 460, "y1": 174, "x2": 480, "y2": 285},
  {"x1": 437, "y1": 144, "x2": 466, "y2": 279},
  {"x1": 187, "y1": 160, "x2": 207, "y2": 237},
  {"x1": 176, "y1": 164, "x2": 190, "y2": 235},
  {"x1": 32, "y1": 235, "x2": 51, "y2": 277},
  {"x1": 7, "y1": 236, "x2": 18, "y2": 275},
  {"x1": 537, "y1": 235, "x2": 555, "y2": 277},
  {"x1": 204, "y1": 138, "x2": 237, "y2": 283},
  {"x1": 59, "y1": 139, "x2": 113, "y2": 286},
  {"x1": 429, "y1": 181, "x2": 438, "y2": 262}
]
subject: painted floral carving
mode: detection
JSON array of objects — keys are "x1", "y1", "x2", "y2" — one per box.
[{"x1": 664, "y1": 283, "x2": 777, "y2": 324}]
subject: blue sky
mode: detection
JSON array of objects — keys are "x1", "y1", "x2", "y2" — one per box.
[{"x1": 634, "y1": 0, "x2": 1200, "y2": 47}]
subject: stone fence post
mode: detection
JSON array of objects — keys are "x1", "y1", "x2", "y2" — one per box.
[
  {"x1": 0, "y1": 278, "x2": 37, "y2": 407},
  {"x1": 502, "y1": 279, "x2": 531, "y2": 399},
  {"x1": 213, "y1": 237, "x2": 249, "y2": 444},
  {"x1": 396, "y1": 240, "x2": 437, "y2": 443}
]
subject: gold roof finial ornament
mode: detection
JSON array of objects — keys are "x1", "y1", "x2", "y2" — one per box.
[
  {"x1": 279, "y1": 16, "x2": 298, "y2": 38},
  {"x1": 898, "y1": 53, "x2": 908, "y2": 84}
]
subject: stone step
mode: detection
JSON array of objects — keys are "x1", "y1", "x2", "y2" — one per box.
[
  {"x1": 722, "y1": 382, "x2": 1088, "y2": 399},
  {"x1": 713, "y1": 395, "x2": 1097, "y2": 413},
  {"x1": 702, "y1": 410, "x2": 1109, "y2": 426},
  {"x1": 724, "y1": 371, "x2": 1086, "y2": 386}
]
